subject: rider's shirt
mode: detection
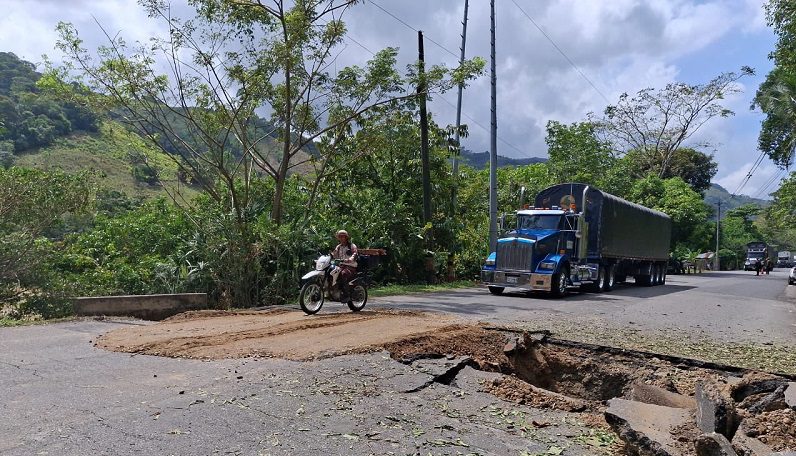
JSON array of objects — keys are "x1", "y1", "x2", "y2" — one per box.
[{"x1": 332, "y1": 242, "x2": 358, "y2": 266}]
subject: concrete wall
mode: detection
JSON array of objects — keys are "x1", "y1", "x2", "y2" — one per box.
[{"x1": 73, "y1": 293, "x2": 209, "y2": 321}]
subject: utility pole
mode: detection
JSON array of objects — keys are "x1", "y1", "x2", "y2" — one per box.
[
  {"x1": 714, "y1": 201, "x2": 721, "y2": 271},
  {"x1": 488, "y1": 0, "x2": 498, "y2": 252},
  {"x1": 418, "y1": 31, "x2": 432, "y2": 225},
  {"x1": 451, "y1": 0, "x2": 469, "y2": 211}
]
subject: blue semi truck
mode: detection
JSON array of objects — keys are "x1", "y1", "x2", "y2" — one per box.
[{"x1": 481, "y1": 183, "x2": 672, "y2": 297}]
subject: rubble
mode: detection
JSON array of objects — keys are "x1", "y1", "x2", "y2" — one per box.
[
  {"x1": 696, "y1": 381, "x2": 739, "y2": 438},
  {"x1": 785, "y1": 383, "x2": 796, "y2": 410},
  {"x1": 731, "y1": 432, "x2": 773, "y2": 456},
  {"x1": 695, "y1": 432, "x2": 738, "y2": 456},
  {"x1": 630, "y1": 383, "x2": 697, "y2": 410},
  {"x1": 605, "y1": 398, "x2": 693, "y2": 456},
  {"x1": 747, "y1": 384, "x2": 787, "y2": 414}
]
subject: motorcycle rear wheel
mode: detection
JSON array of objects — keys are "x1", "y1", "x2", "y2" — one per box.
[
  {"x1": 299, "y1": 281, "x2": 325, "y2": 315},
  {"x1": 347, "y1": 284, "x2": 368, "y2": 312}
]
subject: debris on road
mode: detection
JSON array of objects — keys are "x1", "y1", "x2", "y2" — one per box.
[{"x1": 94, "y1": 309, "x2": 796, "y2": 454}]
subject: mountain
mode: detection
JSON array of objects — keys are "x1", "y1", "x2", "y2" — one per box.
[
  {"x1": 458, "y1": 149, "x2": 547, "y2": 169},
  {"x1": 704, "y1": 183, "x2": 769, "y2": 217}
]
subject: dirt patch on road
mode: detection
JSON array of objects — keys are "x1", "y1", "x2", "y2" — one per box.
[{"x1": 97, "y1": 309, "x2": 464, "y2": 360}]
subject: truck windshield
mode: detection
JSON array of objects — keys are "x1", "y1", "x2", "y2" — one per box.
[
  {"x1": 518, "y1": 214, "x2": 561, "y2": 230},
  {"x1": 747, "y1": 252, "x2": 764, "y2": 259}
]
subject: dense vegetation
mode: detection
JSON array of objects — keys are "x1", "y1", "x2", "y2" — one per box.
[
  {"x1": 0, "y1": 52, "x2": 98, "y2": 162},
  {"x1": 0, "y1": 0, "x2": 788, "y2": 321}
]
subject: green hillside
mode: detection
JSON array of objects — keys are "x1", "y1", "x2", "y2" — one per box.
[
  {"x1": 459, "y1": 149, "x2": 547, "y2": 168},
  {"x1": 704, "y1": 183, "x2": 769, "y2": 217},
  {"x1": 14, "y1": 121, "x2": 198, "y2": 201}
]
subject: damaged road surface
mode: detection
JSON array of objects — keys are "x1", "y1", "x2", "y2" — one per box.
[{"x1": 2, "y1": 309, "x2": 795, "y2": 455}]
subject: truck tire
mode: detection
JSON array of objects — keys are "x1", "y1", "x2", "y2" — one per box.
[
  {"x1": 654, "y1": 264, "x2": 664, "y2": 285},
  {"x1": 601, "y1": 265, "x2": 615, "y2": 292},
  {"x1": 584, "y1": 266, "x2": 604, "y2": 292},
  {"x1": 551, "y1": 267, "x2": 569, "y2": 298},
  {"x1": 488, "y1": 286, "x2": 504, "y2": 295},
  {"x1": 636, "y1": 273, "x2": 652, "y2": 286}
]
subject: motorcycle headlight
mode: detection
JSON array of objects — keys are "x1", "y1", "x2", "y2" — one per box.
[{"x1": 539, "y1": 262, "x2": 556, "y2": 270}]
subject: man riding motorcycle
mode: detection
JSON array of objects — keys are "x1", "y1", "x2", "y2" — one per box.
[{"x1": 331, "y1": 229, "x2": 358, "y2": 301}]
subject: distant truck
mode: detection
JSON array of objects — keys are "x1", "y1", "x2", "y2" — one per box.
[
  {"x1": 481, "y1": 183, "x2": 672, "y2": 297},
  {"x1": 777, "y1": 251, "x2": 793, "y2": 268},
  {"x1": 744, "y1": 242, "x2": 775, "y2": 271}
]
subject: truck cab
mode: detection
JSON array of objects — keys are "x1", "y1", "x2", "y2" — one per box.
[{"x1": 481, "y1": 207, "x2": 581, "y2": 297}]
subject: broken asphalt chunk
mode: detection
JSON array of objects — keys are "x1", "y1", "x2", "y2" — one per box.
[
  {"x1": 785, "y1": 383, "x2": 796, "y2": 410},
  {"x1": 605, "y1": 398, "x2": 692, "y2": 456},
  {"x1": 695, "y1": 432, "x2": 738, "y2": 456},
  {"x1": 696, "y1": 381, "x2": 739, "y2": 439}
]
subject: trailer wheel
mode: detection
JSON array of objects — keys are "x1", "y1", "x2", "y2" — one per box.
[
  {"x1": 488, "y1": 286, "x2": 504, "y2": 295},
  {"x1": 653, "y1": 264, "x2": 663, "y2": 285},
  {"x1": 601, "y1": 265, "x2": 615, "y2": 292}
]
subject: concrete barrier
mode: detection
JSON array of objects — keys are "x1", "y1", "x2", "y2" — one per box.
[{"x1": 73, "y1": 293, "x2": 209, "y2": 321}]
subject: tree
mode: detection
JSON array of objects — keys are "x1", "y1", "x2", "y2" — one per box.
[
  {"x1": 52, "y1": 0, "x2": 483, "y2": 306},
  {"x1": 625, "y1": 147, "x2": 717, "y2": 193},
  {"x1": 760, "y1": 171, "x2": 796, "y2": 247},
  {"x1": 54, "y1": 0, "x2": 482, "y2": 225},
  {"x1": 545, "y1": 121, "x2": 616, "y2": 188},
  {"x1": 593, "y1": 68, "x2": 753, "y2": 177},
  {"x1": 753, "y1": 67, "x2": 796, "y2": 168},
  {"x1": 627, "y1": 175, "x2": 711, "y2": 251},
  {"x1": 0, "y1": 168, "x2": 92, "y2": 305},
  {"x1": 720, "y1": 204, "x2": 764, "y2": 264}
]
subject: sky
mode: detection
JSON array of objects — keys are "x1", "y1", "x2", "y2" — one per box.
[{"x1": 0, "y1": 0, "x2": 783, "y2": 198}]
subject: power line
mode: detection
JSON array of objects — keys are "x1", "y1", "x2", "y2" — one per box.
[
  {"x1": 370, "y1": 1, "x2": 459, "y2": 59},
  {"x1": 347, "y1": 7, "x2": 536, "y2": 160},
  {"x1": 508, "y1": 0, "x2": 611, "y2": 105},
  {"x1": 733, "y1": 150, "x2": 768, "y2": 195},
  {"x1": 437, "y1": 96, "x2": 531, "y2": 157},
  {"x1": 753, "y1": 169, "x2": 785, "y2": 198}
]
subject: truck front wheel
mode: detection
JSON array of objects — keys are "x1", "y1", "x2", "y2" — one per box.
[
  {"x1": 551, "y1": 267, "x2": 569, "y2": 298},
  {"x1": 488, "y1": 286, "x2": 504, "y2": 295}
]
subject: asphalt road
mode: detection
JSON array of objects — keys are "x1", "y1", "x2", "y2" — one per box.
[
  {"x1": 2, "y1": 269, "x2": 794, "y2": 455},
  {"x1": 371, "y1": 269, "x2": 796, "y2": 346},
  {"x1": 0, "y1": 320, "x2": 600, "y2": 455}
]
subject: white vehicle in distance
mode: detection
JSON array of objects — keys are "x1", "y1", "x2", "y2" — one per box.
[{"x1": 789, "y1": 266, "x2": 796, "y2": 285}]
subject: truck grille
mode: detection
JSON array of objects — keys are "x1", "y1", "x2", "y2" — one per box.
[{"x1": 496, "y1": 239, "x2": 533, "y2": 271}]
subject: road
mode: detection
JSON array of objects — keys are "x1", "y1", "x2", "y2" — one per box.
[
  {"x1": 1, "y1": 269, "x2": 795, "y2": 455},
  {"x1": 0, "y1": 322, "x2": 601, "y2": 455},
  {"x1": 372, "y1": 270, "x2": 796, "y2": 346}
]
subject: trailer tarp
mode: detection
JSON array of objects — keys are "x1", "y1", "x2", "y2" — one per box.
[{"x1": 534, "y1": 183, "x2": 671, "y2": 261}]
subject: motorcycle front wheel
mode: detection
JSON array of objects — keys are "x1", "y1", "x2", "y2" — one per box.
[
  {"x1": 299, "y1": 280, "x2": 325, "y2": 315},
  {"x1": 347, "y1": 284, "x2": 368, "y2": 312}
]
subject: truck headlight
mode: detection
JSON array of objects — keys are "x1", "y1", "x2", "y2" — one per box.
[
  {"x1": 539, "y1": 262, "x2": 556, "y2": 270},
  {"x1": 485, "y1": 258, "x2": 495, "y2": 266}
]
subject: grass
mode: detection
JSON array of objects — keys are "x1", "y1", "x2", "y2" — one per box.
[
  {"x1": 369, "y1": 280, "x2": 478, "y2": 297},
  {"x1": 14, "y1": 121, "x2": 199, "y2": 202}
]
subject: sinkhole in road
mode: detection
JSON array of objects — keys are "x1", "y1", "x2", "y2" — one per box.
[{"x1": 384, "y1": 326, "x2": 713, "y2": 404}]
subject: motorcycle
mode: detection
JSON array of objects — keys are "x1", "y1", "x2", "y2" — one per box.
[{"x1": 298, "y1": 254, "x2": 369, "y2": 315}]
